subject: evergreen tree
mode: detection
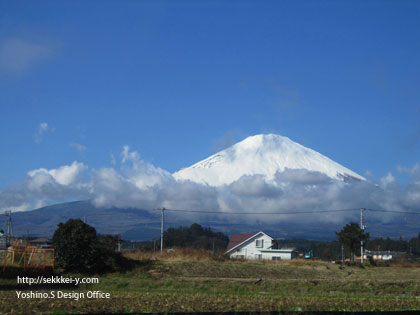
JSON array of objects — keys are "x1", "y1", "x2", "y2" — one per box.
[
  {"x1": 336, "y1": 222, "x2": 369, "y2": 262},
  {"x1": 162, "y1": 223, "x2": 228, "y2": 250},
  {"x1": 53, "y1": 219, "x2": 127, "y2": 273}
]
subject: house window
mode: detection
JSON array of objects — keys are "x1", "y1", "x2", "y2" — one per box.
[
  {"x1": 255, "y1": 254, "x2": 262, "y2": 260},
  {"x1": 272, "y1": 257, "x2": 281, "y2": 261},
  {"x1": 255, "y1": 239, "x2": 264, "y2": 248}
]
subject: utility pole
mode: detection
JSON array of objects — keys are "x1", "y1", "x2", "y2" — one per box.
[
  {"x1": 160, "y1": 208, "x2": 165, "y2": 254},
  {"x1": 117, "y1": 234, "x2": 121, "y2": 252},
  {"x1": 360, "y1": 208, "x2": 365, "y2": 264},
  {"x1": 341, "y1": 245, "x2": 344, "y2": 263},
  {"x1": 4, "y1": 211, "x2": 13, "y2": 245}
]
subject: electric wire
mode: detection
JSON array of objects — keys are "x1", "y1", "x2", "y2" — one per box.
[
  {"x1": 75, "y1": 207, "x2": 420, "y2": 217},
  {"x1": 152, "y1": 207, "x2": 361, "y2": 215},
  {"x1": 366, "y1": 208, "x2": 420, "y2": 215}
]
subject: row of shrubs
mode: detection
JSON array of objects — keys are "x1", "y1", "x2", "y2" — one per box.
[
  {"x1": 53, "y1": 219, "x2": 420, "y2": 274},
  {"x1": 53, "y1": 219, "x2": 135, "y2": 274}
]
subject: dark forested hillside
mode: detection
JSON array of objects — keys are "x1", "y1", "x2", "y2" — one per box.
[{"x1": 163, "y1": 223, "x2": 229, "y2": 250}]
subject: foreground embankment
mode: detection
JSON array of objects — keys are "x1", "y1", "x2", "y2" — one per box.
[{"x1": 1, "y1": 251, "x2": 420, "y2": 313}]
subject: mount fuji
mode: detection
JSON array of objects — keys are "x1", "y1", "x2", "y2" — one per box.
[{"x1": 173, "y1": 134, "x2": 365, "y2": 186}]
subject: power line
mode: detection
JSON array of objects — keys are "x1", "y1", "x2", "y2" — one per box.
[
  {"x1": 366, "y1": 208, "x2": 420, "y2": 215},
  {"x1": 152, "y1": 208, "x2": 360, "y2": 215},
  {"x1": 80, "y1": 207, "x2": 420, "y2": 216}
]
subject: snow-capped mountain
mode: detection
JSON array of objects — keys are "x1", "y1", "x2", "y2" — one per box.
[{"x1": 173, "y1": 134, "x2": 365, "y2": 186}]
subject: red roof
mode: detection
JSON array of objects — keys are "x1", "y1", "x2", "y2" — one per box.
[{"x1": 226, "y1": 233, "x2": 254, "y2": 252}]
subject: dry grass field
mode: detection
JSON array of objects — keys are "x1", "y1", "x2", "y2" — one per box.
[{"x1": 1, "y1": 249, "x2": 420, "y2": 314}]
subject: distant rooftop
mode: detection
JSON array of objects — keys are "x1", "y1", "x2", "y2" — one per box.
[{"x1": 226, "y1": 233, "x2": 254, "y2": 251}]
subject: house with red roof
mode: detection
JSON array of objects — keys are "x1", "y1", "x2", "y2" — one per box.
[{"x1": 225, "y1": 231, "x2": 297, "y2": 261}]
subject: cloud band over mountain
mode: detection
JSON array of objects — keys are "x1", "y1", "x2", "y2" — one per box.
[{"x1": 1, "y1": 141, "x2": 419, "y2": 230}]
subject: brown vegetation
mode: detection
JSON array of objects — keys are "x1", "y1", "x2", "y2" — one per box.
[
  {"x1": 124, "y1": 247, "x2": 227, "y2": 262},
  {"x1": 2, "y1": 248, "x2": 420, "y2": 313}
]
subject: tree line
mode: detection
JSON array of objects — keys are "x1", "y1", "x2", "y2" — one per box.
[
  {"x1": 134, "y1": 223, "x2": 229, "y2": 251},
  {"x1": 277, "y1": 231, "x2": 420, "y2": 261},
  {"x1": 163, "y1": 223, "x2": 229, "y2": 250},
  {"x1": 138, "y1": 222, "x2": 419, "y2": 260},
  {"x1": 52, "y1": 219, "x2": 419, "y2": 274}
]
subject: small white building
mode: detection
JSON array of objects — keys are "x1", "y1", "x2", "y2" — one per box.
[
  {"x1": 0, "y1": 230, "x2": 5, "y2": 250},
  {"x1": 362, "y1": 250, "x2": 405, "y2": 261},
  {"x1": 225, "y1": 231, "x2": 297, "y2": 261}
]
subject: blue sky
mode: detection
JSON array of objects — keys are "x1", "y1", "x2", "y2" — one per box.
[{"x1": 1, "y1": 0, "x2": 419, "y2": 191}]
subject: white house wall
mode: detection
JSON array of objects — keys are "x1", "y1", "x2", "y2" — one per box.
[
  {"x1": 229, "y1": 233, "x2": 273, "y2": 259},
  {"x1": 260, "y1": 251, "x2": 295, "y2": 261},
  {"x1": 228, "y1": 233, "x2": 296, "y2": 261}
]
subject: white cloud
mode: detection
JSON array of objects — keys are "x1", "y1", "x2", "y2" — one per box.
[
  {"x1": 396, "y1": 164, "x2": 420, "y2": 208},
  {"x1": 230, "y1": 174, "x2": 281, "y2": 197},
  {"x1": 39, "y1": 122, "x2": 48, "y2": 131},
  {"x1": 274, "y1": 168, "x2": 332, "y2": 186},
  {"x1": 398, "y1": 163, "x2": 420, "y2": 181},
  {"x1": 27, "y1": 161, "x2": 87, "y2": 186},
  {"x1": 87, "y1": 149, "x2": 418, "y2": 226},
  {"x1": 0, "y1": 38, "x2": 52, "y2": 75},
  {"x1": 110, "y1": 153, "x2": 116, "y2": 166},
  {"x1": 380, "y1": 172, "x2": 396, "y2": 188},
  {"x1": 1, "y1": 146, "x2": 420, "y2": 233},
  {"x1": 120, "y1": 145, "x2": 171, "y2": 189},
  {"x1": 6, "y1": 203, "x2": 31, "y2": 212},
  {"x1": 121, "y1": 145, "x2": 139, "y2": 164},
  {"x1": 34, "y1": 122, "x2": 52, "y2": 143},
  {"x1": 364, "y1": 170, "x2": 374, "y2": 177},
  {"x1": 0, "y1": 161, "x2": 89, "y2": 213},
  {"x1": 25, "y1": 169, "x2": 55, "y2": 192},
  {"x1": 406, "y1": 182, "x2": 420, "y2": 207},
  {"x1": 70, "y1": 142, "x2": 87, "y2": 153}
]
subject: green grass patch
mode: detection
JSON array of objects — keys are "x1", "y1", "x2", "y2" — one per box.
[{"x1": 2, "y1": 259, "x2": 420, "y2": 313}]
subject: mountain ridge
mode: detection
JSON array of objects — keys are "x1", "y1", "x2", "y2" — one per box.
[
  {"x1": 7, "y1": 199, "x2": 418, "y2": 241},
  {"x1": 173, "y1": 134, "x2": 365, "y2": 186}
]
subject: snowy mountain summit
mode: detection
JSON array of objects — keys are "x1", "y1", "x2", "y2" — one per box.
[{"x1": 173, "y1": 134, "x2": 365, "y2": 186}]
